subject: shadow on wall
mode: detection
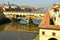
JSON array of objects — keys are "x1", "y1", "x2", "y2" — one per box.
[{"x1": 50, "y1": 18, "x2": 54, "y2": 25}]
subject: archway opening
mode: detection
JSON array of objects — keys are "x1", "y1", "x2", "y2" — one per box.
[{"x1": 48, "y1": 38, "x2": 57, "y2": 40}]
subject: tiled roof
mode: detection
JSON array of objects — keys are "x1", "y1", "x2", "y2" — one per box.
[
  {"x1": 38, "y1": 12, "x2": 60, "y2": 30},
  {"x1": 39, "y1": 12, "x2": 50, "y2": 26},
  {"x1": 39, "y1": 25, "x2": 60, "y2": 30}
]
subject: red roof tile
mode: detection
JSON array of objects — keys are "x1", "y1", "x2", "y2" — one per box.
[
  {"x1": 39, "y1": 12, "x2": 50, "y2": 27},
  {"x1": 38, "y1": 12, "x2": 60, "y2": 30}
]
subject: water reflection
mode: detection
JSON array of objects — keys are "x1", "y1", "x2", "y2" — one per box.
[
  {"x1": 0, "y1": 20, "x2": 39, "y2": 40},
  {"x1": 33, "y1": 19, "x2": 41, "y2": 24},
  {"x1": 20, "y1": 19, "x2": 29, "y2": 24},
  {"x1": 0, "y1": 21, "x2": 39, "y2": 32}
]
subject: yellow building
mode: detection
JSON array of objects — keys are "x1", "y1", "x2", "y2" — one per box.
[
  {"x1": 38, "y1": 4, "x2": 60, "y2": 40},
  {"x1": 48, "y1": 4, "x2": 60, "y2": 25},
  {"x1": 38, "y1": 12, "x2": 60, "y2": 40}
]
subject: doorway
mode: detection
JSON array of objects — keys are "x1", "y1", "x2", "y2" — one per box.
[{"x1": 48, "y1": 38, "x2": 57, "y2": 40}]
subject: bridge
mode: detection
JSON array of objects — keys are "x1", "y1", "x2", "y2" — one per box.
[{"x1": 3, "y1": 11, "x2": 45, "y2": 20}]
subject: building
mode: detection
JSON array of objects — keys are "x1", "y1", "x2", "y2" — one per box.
[
  {"x1": 2, "y1": 3, "x2": 19, "y2": 11},
  {"x1": 38, "y1": 4, "x2": 60, "y2": 40},
  {"x1": 48, "y1": 4, "x2": 60, "y2": 25},
  {"x1": 38, "y1": 12, "x2": 60, "y2": 40},
  {"x1": 0, "y1": 4, "x2": 3, "y2": 11}
]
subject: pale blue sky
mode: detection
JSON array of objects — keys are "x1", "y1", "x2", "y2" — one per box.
[{"x1": 0, "y1": 0, "x2": 60, "y2": 8}]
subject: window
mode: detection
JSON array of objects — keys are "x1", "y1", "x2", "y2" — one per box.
[
  {"x1": 59, "y1": 14, "x2": 60, "y2": 17},
  {"x1": 54, "y1": 17, "x2": 56, "y2": 21},
  {"x1": 23, "y1": 15, "x2": 25, "y2": 17},
  {"x1": 16, "y1": 15, "x2": 19, "y2": 17},
  {"x1": 52, "y1": 32, "x2": 55, "y2": 36},
  {"x1": 42, "y1": 31, "x2": 45, "y2": 35},
  {"x1": 53, "y1": 8, "x2": 59, "y2": 13},
  {"x1": 50, "y1": 18, "x2": 54, "y2": 25},
  {"x1": 20, "y1": 15, "x2": 22, "y2": 17}
]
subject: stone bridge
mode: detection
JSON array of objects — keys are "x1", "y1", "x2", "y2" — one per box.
[{"x1": 3, "y1": 11, "x2": 45, "y2": 20}]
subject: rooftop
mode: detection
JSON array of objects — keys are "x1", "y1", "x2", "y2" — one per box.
[{"x1": 38, "y1": 12, "x2": 60, "y2": 30}]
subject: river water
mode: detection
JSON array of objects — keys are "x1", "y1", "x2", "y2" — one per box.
[
  {"x1": 0, "y1": 19, "x2": 40, "y2": 40},
  {"x1": 0, "y1": 31, "x2": 38, "y2": 40}
]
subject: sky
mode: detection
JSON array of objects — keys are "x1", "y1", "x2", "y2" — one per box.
[{"x1": 0, "y1": 0, "x2": 60, "y2": 8}]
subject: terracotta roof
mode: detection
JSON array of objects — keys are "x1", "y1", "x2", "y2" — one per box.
[
  {"x1": 39, "y1": 25, "x2": 60, "y2": 30},
  {"x1": 39, "y1": 12, "x2": 50, "y2": 26},
  {"x1": 38, "y1": 12, "x2": 60, "y2": 30}
]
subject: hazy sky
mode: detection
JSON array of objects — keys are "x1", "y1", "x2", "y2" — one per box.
[{"x1": 0, "y1": 0, "x2": 60, "y2": 8}]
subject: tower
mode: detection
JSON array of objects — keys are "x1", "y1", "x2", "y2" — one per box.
[{"x1": 49, "y1": 4, "x2": 60, "y2": 25}]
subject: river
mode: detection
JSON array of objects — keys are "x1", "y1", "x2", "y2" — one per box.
[{"x1": 0, "y1": 19, "x2": 40, "y2": 40}]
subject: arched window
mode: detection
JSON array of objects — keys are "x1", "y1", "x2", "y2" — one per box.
[
  {"x1": 16, "y1": 15, "x2": 19, "y2": 17},
  {"x1": 23, "y1": 15, "x2": 25, "y2": 18},
  {"x1": 20, "y1": 15, "x2": 22, "y2": 17}
]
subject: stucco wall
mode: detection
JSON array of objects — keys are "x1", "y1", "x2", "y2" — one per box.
[{"x1": 39, "y1": 29, "x2": 60, "y2": 40}]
